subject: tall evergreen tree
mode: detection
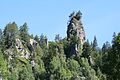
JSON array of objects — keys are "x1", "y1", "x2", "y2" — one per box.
[
  {"x1": 55, "y1": 34, "x2": 62, "y2": 42},
  {"x1": 0, "y1": 29, "x2": 3, "y2": 47},
  {"x1": 3, "y1": 22, "x2": 19, "y2": 48},
  {"x1": 102, "y1": 41, "x2": 111, "y2": 53},
  {"x1": 34, "y1": 35, "x2": 39, "y2": 43},
  {"x1": 112, "y1": 32, "x2": 116, "y2": 44},
  {"x1": 92, "y1": 36, "x2": 98, "y2": 50},
  {"x1": 19, "y1": 23, "x2": 30, "y2": 43},
  {"x1": 0, "y1": 29, "x2": 2, "y2": 39},
  {"x1": 82, "y1": 40, "x2": 91, "y2": 58},
  {"x1": 39, "y1": 34, "x2": 47, "y2": 49},
  {"x1": 106, "y1": 33, "x2": 120, "y2": 79}
]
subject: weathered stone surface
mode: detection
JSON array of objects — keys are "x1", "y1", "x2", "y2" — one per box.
[
  {"x1": 30, "y1": 39, "x2": 37, "y2": 46},
  {"x1": 67, "y1": 11, "x2": 85, "y2": 45},
  {"x1": 16, "y1": 39, "x2": 23, "y2": 52},
  {"x1": 67, "y1": 11, "x2": 86, "y2": 57},
  {"x1": 15, "y1": 38, "x2": 30, "y2": 59}
]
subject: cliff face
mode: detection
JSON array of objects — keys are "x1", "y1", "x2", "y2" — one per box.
[
  {"x1": 66, "y1": 11, "x2": 86, "y2": 56},
  {"x1": 4, "y1": 38, "x2": 37, "y2": 67},
  {"x1": 67, "y1": 11, "x2": 85, "y2": 45},
  {"x1": 4, "y1": 38, "x2": 38, "y2": 60},
  {"x1": 15, "y1": 38, "x2": 30, "y2": 59}
]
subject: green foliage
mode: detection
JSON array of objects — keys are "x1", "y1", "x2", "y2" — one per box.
[
  {"x1": 55, "y1": 34, "x2": 62, "y2": 42},
  {"x1": 4, "y1": 22, "x2": 19, "y2": 37},
  {"x1": 18, "y1": 65, "x2": 35, "y2": 80},
  {"x1": 80, "y1": 58, "x2": 99, "y2": 80},
  {"x1": 39, "y1": 34, "x2": 47, "y2": 49},
  {"x1": 0, "y1": 49, "x2": 9, "y2": 80},
  {"x1": 0, "y1": 29, "x2": 3, "y2": 48},
  {"x1": 105, "y1": 33, "x2": 120, "y2": 79},
  {"x1": 67, "y1": 59, "x2": 80, "y2": 72},
  {"x1": 102, "y1": 41, "x2": 111, "y2": 53},
  {"x1": 82, "y1": 40, "x2": 91, "y2": 58},
  {"x1": 3, "y1": 22, "x2": 19, "y2": 48},
  {"x1": 50, "y1": 56, "x2": 61, "y2": 73},
  {"x1": 0, "y1": 12, "x2": 119, "y2": 80},
  {"x1": 18, "y1": 57, "x2": 28, "y2": 64},
  {"x1": 92, "y1": 36, "x2": 98, "y2": 50},
  {"x1": 34, "y1": 35, "x2": 39, "y2": 43},
  {"x1": 19, "y1": 23, "x2": 30, "y2": 43},
  {"x1": 0, "y1": 29, "x2": 2, "y2": 39},
  {"x1": 33, "y1": 43, "x2": 46, "y2": 80}
]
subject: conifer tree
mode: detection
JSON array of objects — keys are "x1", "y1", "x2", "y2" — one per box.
[
  {"x1": 19, "y1": 23, "x2": 30, "y2": 43},
  {"x1": 0, "y1": 29, "x2": 2, "y2": 39},
  {"x1": 92, "y1": 36, "x2": 98, "y2": 50},
  {"x1": 3, "y1": 22, "x2": 19, "y2": 48},
  {"x1": 106, "y1": 33, "x2": 120, "y2": 79},
  {"x1": 82, "y1": 40, "x2": 91, "y2": 58}
]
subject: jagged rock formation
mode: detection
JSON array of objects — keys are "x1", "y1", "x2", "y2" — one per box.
[
  {"x1": 4, "y1": 38, "x2": 39, "y2": 69},
  {"x1": 30, "y1": 39, "x2": 37, "y2": 49},
  {"x1": 15, "y1": 38, "x2": 30, "y2": 59},
  {"x1": 67, "y1": 11, "x2": 85, "y2": 45},
  {"x1": 66, "y1": 11, "x2": 86, "y2": 57}
]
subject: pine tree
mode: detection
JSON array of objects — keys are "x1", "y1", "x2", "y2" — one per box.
[
  {"x1": 92, "y1": 36, "x2": 98, "y2": 50},
  {"x1": 112, "y1": 32, "x2": 116, "y2": 44},
  {"x1": 82, "y1": 40, "x2": 91, "y2": 58},
  {"x1": 102, "y1": 41, "x2": 111, "y2": 53},
  {"x1": 19, "y1": 23, "x2": 30, "y2": 43},
  {"x1": 3, "y1": 22, "x2": 19, "y2": 48},
  {"x1": 34, "y1": 35, "x2": 39, "y2": 43},
  {"x1": 0, "y1": 29, "x2": 2, "y2": 40},
  {"x1": 55, "y1": 34, "x2": 62, "y2": 42},
  {"x1": 39, "y1": 34, "x2": 47, "y2": 49},
  {"x1": 0, "y1": 29, "x2": 3, "y2": 47},
  {"x1": 106, "y1": 33, "x2": 120, "y2": 79}
]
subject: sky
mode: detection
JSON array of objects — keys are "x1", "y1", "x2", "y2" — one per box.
[{"x1": 0, "y1": 0, "x2": 120, "y2": 47}]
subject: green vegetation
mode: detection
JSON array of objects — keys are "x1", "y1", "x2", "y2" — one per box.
[{"x1": 0, "y1": 11, "x2": 119, "y2": 80}]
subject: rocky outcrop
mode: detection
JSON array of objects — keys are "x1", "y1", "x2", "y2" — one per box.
[
  {"x1": 66, "y1": 11, "x2": 86, "y2": 57},
  {"x1": 15, "y1": 38, "x2": 30, "y2": 59},
  {"x1": 30, "y1": 39, "x2": 37, "y2": 47},
  {"x1": 5, "y1": 38, "x2": 38, "y2": 61},
  {"x1": 16, "y1": 39, "x2": 23, "y2": 52},
  {"x1": 28, "y1": 39, "x2": 38, "y2": 52},
  {"x1": 67, "y1": 11, "x2": 85, "y2": 45}
]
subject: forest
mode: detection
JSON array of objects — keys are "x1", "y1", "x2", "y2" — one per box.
[{"x1": 0, "y1": 11, "x2": 120, "y2": 80}]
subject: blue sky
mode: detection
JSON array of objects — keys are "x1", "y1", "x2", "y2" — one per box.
[{"x1": 0, "y1": 0, "x2": 120, "y2": 47}]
